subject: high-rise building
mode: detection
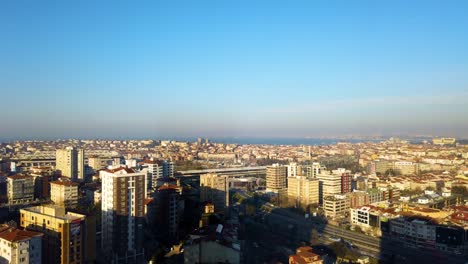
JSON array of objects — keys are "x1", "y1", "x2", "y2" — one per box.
[
  {"x1": 200, "y1": 173, "x2": 229, "y2": 212},
  {"x1": 56, "y1": 147, "x2": 85, "y2": 181},
  {"x1": 163, "y1": 160, "x2": 174, "y2": 178},
  {"x1": 317, "y1": 168, "x2": 352, "y2": 204},
  {"x1": 287, "y1": 176, "x2": 319, "y2": 207},
  {"x1": 7, "y1": 175, "x2": 34, "y2": 205},
  {"x1": 266, "y1": 164, "x2": 287, "y2": 193},
  {"x1": 50, "y1": 180, "x2": 79, "y2": 208},
  {"x1": 287, "y1": 162, "x2": 301, "y2": 177},
  {"x1": 154, "y1": 183, "x2": 183, "y2": 243},
  {"x1": 305, "y1": 162, "x2": 325, "y2": 178},
  {"x1": 88, "y1": 156, "x2": 103, "y2": 171},
  {"x1": 20, "y1": 205, "x2": 87, "y2": 264},
  {"x1": 100, "y1": 167, "x2": 146, "y2": 263},
  {"x1": 0, "y1": 225, "x2": 43, "y2": 264},
  {"x1": 143, "y1": 160, "x2": 174, "y2": 195}
]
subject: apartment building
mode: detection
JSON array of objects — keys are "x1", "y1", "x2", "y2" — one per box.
[
  {"x1": 266, "y1": 164, "x2": 287, "y2": 193},
  {"x1": 287, "y1": 176, "x2": 319, "y2": 207},
  {"x1": 0, "y1": 225, "x2": 43, "y2": 264},
  {"x1": 200, "y1": 173, "x2": 229, "y2": 212},
  {"x1": 7, "y1": 175, "x2": 34, "y2": 205},
  {"x1": 50, "y1": 180, "x2": 79, "y2": 208},
  {"x1": 20, "y1": 205, "x2": 87, "y2": 264},
  {"x1": 100, "y1": 167, "x2": 146, "y2": 263},
  {"x1": 56, "y1": 147, "x2": 85, "y2": 181}
]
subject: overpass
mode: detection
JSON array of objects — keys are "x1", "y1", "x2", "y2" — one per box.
[{"x1": 176, "y1": 166, "x2": 267, "y2": 178}]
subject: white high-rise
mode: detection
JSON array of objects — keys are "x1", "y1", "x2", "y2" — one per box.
[
  {"x1": 100, "y1": 167, "x2": 146, "y2": 263},
  {"x1": 56, "y1": 147, "x2": 85, "y2": 181}
]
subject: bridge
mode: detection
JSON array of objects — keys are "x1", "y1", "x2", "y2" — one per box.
[{"x1": 175, "y1": 166, "x2": 267, "y2": 178}]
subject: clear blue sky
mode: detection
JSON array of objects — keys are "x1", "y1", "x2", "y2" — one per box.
[{"x1": 1, "y1": 1, "x2": 468, "y2": 139}]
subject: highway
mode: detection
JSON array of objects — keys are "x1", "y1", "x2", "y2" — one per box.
[{"x1": 261, "y1": 203, "x2": 467, "y2": 264}]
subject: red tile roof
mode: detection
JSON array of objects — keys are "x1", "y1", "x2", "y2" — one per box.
[
  {"x1": 104, "y1": 167, "x2": 136, "y2": 173},
  {"x1": 7, "y1": 174, "x2": 32, "y2": 180},
  {"x1": 0, "y1": 228, "x2": 43, "y2": 242}
]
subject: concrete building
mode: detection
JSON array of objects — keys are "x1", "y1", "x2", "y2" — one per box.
[
  {"x1": 87, "y1": 156, "x2": 103, "y2": 171},
  {"x1": 200, "y1": 173, "x2": 229, "y2": 212},
  {"x1": 154, "y1": 183, "x2": 183, "y2": 243},
  {"x1": 323, "y1": 194, "x2": 350, "y2": 219},
  {"x1": 432, "y1": 138, "x2": 456, "y2": 145},
  {"x1": 7, "y1": 175, "x2": 34, "y2": 205},
  {"x1": 305, "y1": 162, "x2": 325, "y2": 178},
  {"x1": 316, "y1": 168, "x2": 352, "y2": 204},
  {"x1": 287, "y1": 176, "x2": 319, "y2": 207},
  {"x1": 0, "y1": 225, "x2": 43, "y2": 264},
  {"x1": 50, "y1": 180, "x2": 79, "y2": 208},
  {"x1": 56, "y1": 147, "x2": 85, "y2": 181},
  {"x1": 287, "y1": 162, "x2": 301, "y2": 177},
  {"x1": 143, "y1": 160, "x2": 174, "y2": 195},
  {"x1": 100, "y1": 167, "x2": 146, "y2": 263},
  {"x1": 393, "y1": 161, "x2": 418, "y2": 175},
  {"x1": 20, "y1": 205, "x2": 87, "y2": 264},
  {"x1": 266, "y1": 164, "x2": 287, "y2": 193},
  {"x1": 29, "y1": 167, "x2": 57, "y2": 199}
]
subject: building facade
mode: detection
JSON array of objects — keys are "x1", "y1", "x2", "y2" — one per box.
[
  {"x1": 20, "y1": 205, "x2": 86, "y2": 264},
  {"x1": 287, "y1": 176, "x2": 319, "y2": 207},
  {"x1": 200, "y1": 173, "x2": 229, "y2": 212},
  {"x1": 56, "y1": 147, "x2": 85, "y2": 181},
  {"x1": 100, "y1": 167, "x2": 145, "y2": 263},
  {"x1": 266, "y1": 164, "x2": 287, "y2": 193},
  {"x1": 0, "y1": 226, "x2": 43, "y2": 264},
  {"x1": 50, "y1": 180, "x2": 79, "y2": 208},
  {"x1": 7, "y1": 175, "x2": 34, "y2": 205}
]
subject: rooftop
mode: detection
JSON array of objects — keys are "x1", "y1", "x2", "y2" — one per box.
[
  {"x1": 50, "y1": 180, "x2": 79, "y2": 187},
  {"x1": 21, "y1": 205, "x2": 85, "y2": 222},
  {"x1": 0, "y1": 227, "x2": 43, "y2": 242}
]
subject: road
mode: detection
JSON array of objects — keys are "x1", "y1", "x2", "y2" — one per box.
[{"x1": 261, "y1": 204, "x2": 467, "y2": 264}]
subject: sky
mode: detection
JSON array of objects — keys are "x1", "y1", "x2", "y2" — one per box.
[{"x1": 1, "y1": 1, "x2": 468, "y2": 140}]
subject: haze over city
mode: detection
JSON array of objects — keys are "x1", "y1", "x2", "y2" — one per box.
[{"x1": 1, "y1": 1, "x2": 468, "y2": 140}]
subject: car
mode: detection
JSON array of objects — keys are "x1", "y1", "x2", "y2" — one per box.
[{"x1": 329, "y1": 236, "x2": 341, "y2": 242}]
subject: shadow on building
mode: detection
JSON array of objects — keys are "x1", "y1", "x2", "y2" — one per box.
[{"x1": 378, "y1": 215, "x2": 467, "y2": 264}]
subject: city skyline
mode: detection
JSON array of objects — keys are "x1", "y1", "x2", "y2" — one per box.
[{"x1": 2, "y1": 1, "x2": 468, "y2": 139}]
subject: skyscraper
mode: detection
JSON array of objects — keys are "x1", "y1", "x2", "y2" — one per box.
[
  {"x1": 266, "y1": 164, "x2": 287, "y2": 193},
  {"x1": 100, "y1": 167, "x2": 146, "y2": 263},
  {"x1": 56, "y1": 147, "x2": 85, "y2": 181},
  {"x1": 200, "y1": 173, "x2": 229, "y2": 212}
]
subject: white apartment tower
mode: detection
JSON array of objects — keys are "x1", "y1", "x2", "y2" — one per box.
[
  {"x1": 56, "y1": 147, "x2": 85, "y2": 181},
  {"x1": 100, "y1": 167, "x2": 146, "y2": 263}
]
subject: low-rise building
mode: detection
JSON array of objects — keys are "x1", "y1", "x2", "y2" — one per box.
[
  {"x1": 289, "y1": 246, "x2": 323, "y2": 264},
  {"x1": 0, "y1": 225, "x2": 43, "y2": 264},
  {"x1": 323, "y1": 194, "x2": 350, "y2": 219}
]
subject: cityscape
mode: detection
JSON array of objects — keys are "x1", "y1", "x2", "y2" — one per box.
[{"x1": 2, "y1": 1, "x2": 468, "y2": 264}]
